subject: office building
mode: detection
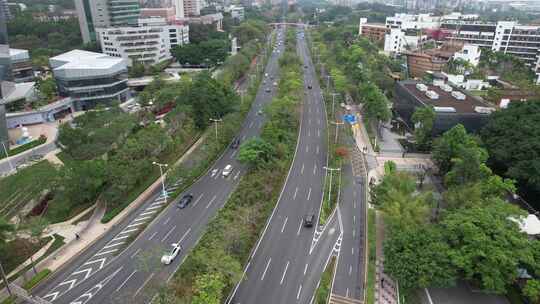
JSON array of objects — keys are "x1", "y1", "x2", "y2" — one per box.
[
  {"x1": 174, "y1": 0, "x2": 185, "y2": 19},
  {"x1": 50, "y1": 50, "x2": 129, "y2": 110},
  {"x1": 10, "y1": 49, "x2": 33, "y2": 82},
  {"x1": 75, "y1": 0, "x2": 141, "y2": 43},
  {"x1": 394, "y1": 80, "x2": 494, "y2": 135},
  {"x1": 359, "y1": 18, "x2": 388, "y2": 43},
  {"x1": 100, "y1": 17, "x2": 189, "y2": 67},
  {"x1": 183, "y1": 0, "x2": 201, "y2": 16}
]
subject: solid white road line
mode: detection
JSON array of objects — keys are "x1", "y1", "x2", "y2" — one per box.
[
  {"x1": 139, "y1": 210, "x2": 157, "y2": 217},
  {"x1": 103, "y1": 241, "x2": 125, "y2": 250},
  {"x1": 307, "y1": 187, "x2": 312, "y2": 201},
  {"x1": 261, "y1": 258, "x2": 272, "y2": 281},
  {"x1": 193, "y1": 194, "x2": 204, "y2": 207},
  {"x1": 297, "y1": 284, "x2": 302, "y2": 300},
  {"x1": 161, "y1": 225, "x2": 177, "y2": 242},
  {"x1": 280, "y1": 261, "x2": 290, "y2": 285},
  {"x1": 303, "y1": 263, "x2": 308, "y2": 275},
  {"x1": 163, "y1": 217, "x2": 171, "y2": 226},
  {"x1": 127, "y1": 221, "x2": 146, "y2": 228},
  {"x1": 346, "y1": 288, "x2": 349, "y2": 298},
  {"x1": 281, "y1": 217, "x2": 288, "y2": 233},
  {"x1": 293, "y1": 187, "x2": 298, "y2": 200},
  {"x1": 313, "y1": 164, "x2": 317, "y2": 175},
  {"x1": 119, "y1": 228, "x2": 139, "y2": 235},
  {"x1": 206, "y1": 195, "x2": 217, "y2": 209},
  {"x1": 130, "y1": 248, "x2": 141, "y2": 259},
  {"x1": 297, "y1": 220, "x2": 303, "y2": 236},
  {"x1": 134, "y1": 272, "x2": 154, "y2": 297},
  {"x1": 116, "y1": 271, "x2": 137, "y2": 292},
  {"x1": 95, "y1": 248, "x2": 118, "y2": 256},
  {"x1": 148, "y1": 231, "x2": 158, "y2": 241},
  {"x1": 301, "y1": 163, "x2": 304, "y2": 175}
]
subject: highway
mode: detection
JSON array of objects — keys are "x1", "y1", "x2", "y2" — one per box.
[
  {"x1": 31, "y1": 27, "x2": 287, "y2": 304},
  {"x1": 228, "y1": 27, "x2": 342, "y2": 304}
]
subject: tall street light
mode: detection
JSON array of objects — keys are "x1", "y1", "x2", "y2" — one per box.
[
  {"x1": 330, "y1": 92, "x2": 340, "y2": 117},
  {"x1": 209, "y1": 118, "x2": 222, "y2": 142},
  {"x1": 330, "y1": 120, "x2": 344, "y2": 144},
  {"x1": 323, "y1": 166, "x2": 341, "y2": 209},
  {"x1": 152, "y1": 161, "x2": 168, "y2": 198}
]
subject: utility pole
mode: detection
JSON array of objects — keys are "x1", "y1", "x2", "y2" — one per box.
[
  {"x1": 1, "y1": 141, "x2": 14, "y2": 172},
  {"x1": 330, "y1": 120, "x2": 344, "y2": 144},
  {"x1": 326, "y1": 74, "x2": 331, "y2": 89},
  {"x1": 323, "y1": 166, "x2": 341, "y2": 209},
  {"x1": 330, "y1": 92, "x2": 340, "y2": 117},
  {"x1": 0, "y1": 261, "x2": 12, "y2": 297},
  {"x1": 152, "y1": 161, "x2": 168, "y2": 198},
  {"x1": 209, "y1": 118, "x2": 222, "y2": 143}
]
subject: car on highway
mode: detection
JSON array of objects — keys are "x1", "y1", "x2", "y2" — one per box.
[
  {"x1": 303, "y1": 214, "x2": 315, "y2": 228},
  {"x1": 304, "y1": 65, "x2": 308, "y2": 69},
  {"x1": 307, "y1": 85, "x2": 312, "y2": 89},
  {"x1": 177, "y1": 194, "x2": 194, "y2": 209},
  {"x1": 210, "y1": 168, "x2": 218, "y2": 177},
  {"x1": 222, "y1": 164, "x2": 233, "y2": 177},
  {"x1": 257, "y1": 109, "x2": 263, "y2": 115},
  {"x1": 265, "y1": 87, "x2": 271, "y2": 93},
  {"x1": 161, "y1": 243, "x2": 182, "y2": 265},
  {"x1": 231, "y1": 138, "x2": 241, "y2": 149},
  {"x1": 273, "y1": 81, "x2": 278, "y2": 86}
]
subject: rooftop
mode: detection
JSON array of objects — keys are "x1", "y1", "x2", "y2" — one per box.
[
  {"x1": 399, "y1": 80, "x2": 493, "y2": 114},
  {"x1": 49, "y1": 50, "x2": 127, "y2": 79}
]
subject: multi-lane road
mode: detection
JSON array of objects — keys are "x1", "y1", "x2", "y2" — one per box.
[
  {"x1": 31, "y1": 27, "x2": 287, "y2": 304},
  {"x1": 228, "y1": 27, "x2": 343, "y2": 304}
]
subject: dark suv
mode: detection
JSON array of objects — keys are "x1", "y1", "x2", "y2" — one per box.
[
  {"x1": 231, "y1": 138, "x2": 240, "y2": 149},
  {"x1": 303, "y1": 214, "x2": 315, "y2": 228},
  {"x1": 177, "y1": 194, "x2": 194, "y2": 209}
]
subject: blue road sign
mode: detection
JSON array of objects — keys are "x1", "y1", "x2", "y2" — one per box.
[{"x1": 343, "y1": 114, "x2": 356, "y2": 124}]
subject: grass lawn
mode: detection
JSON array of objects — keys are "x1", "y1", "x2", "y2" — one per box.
[
  {"x1": 0, "y1": 136, "x2": 47, "y2": 160},
  {"x1": 314, "y1": 257, "x2": 336, "y2": 304},
  {"x1": 366, "y1": 209, "x2": 376, "y2": 304},
  {"x1": 0, "y1": 236, "x2": 52, "y2": 275},
  {"x1": 0, "y1": 161, "x2": 58, "y2": 220}
]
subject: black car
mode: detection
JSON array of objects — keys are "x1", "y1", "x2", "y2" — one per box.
[
  {"x1": 177, "y1": 194, "x2": 194, "y2": 209},
  {"x1": 307, "y1": 85, "x2": 312, "y2": 89},
  {"x1": 303, "y1": 214, "x2": 315, "y2": 228},
  {"x1": 231, "y1": 138, "x2": 240, "y2": 149}
]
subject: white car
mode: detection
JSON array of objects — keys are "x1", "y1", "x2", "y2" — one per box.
[
  {"x1": 161, "y1": 243, "x2": 182, "y2": 265},
  {"x1": 222, "y1": 164, "x2": 233, "y2": 177}
]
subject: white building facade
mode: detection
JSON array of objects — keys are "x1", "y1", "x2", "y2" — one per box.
[{"x1": 99, "y1": 17, "x2": 189, "y2": 67}]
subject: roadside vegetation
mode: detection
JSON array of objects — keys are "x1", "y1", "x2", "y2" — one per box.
[
  {"x1": 373, "y1": 124, "x2": 539, "y2": 302},
  {"x1": 314, "y1": 257, "x2": 335, "y2": 304},
  {"x1": 154, "y1": 27, "x2": 302, "y2": 303}
]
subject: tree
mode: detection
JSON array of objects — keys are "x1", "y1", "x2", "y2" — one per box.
[
  {"x1": 439, "y1": 200, "x2": 533, "y2": 294},
  {"x1": 35, "y1": 77, "x2": 58, "y2": 101},
  {"x1": 523, "y1": 279, "x2": 540, "y2": 303},
  {"x1": 432, "y1": 124, "x2": 481, "y2": 174},
  {"x1": 129, "y1": 62, "x2": 146, "y2": 78},
  {"x1": 192, "y1": 273, "x2": 225, "y2": 304},
  {"x1": 384, "y1": 225, "x2": 457, "y2": 291},
  {"x1": 22, "y1": 216, "x2": 49, "y2": 274},
  {"x1": 411, "y1": 106, "x2": 435, "y2": 151},
  {"x1": 481, "y1": 101, "x2": 540, "y2": 194},
  {"x1": 444, "y1": 144, "x2": 491, "y2": 186},
  {"x1": 237, "y1": 137, "x2": 275, "y2": 168},
  {"x1": 359, "y1": 82, "x2": 391, "y2": 125},
  {"x1": 330, "y1": 68, "x2": 347, "y2": 94}
]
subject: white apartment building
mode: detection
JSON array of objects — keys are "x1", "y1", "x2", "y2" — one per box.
[
  {"x1": 453, "y1": 44, "x2": 481, "y2": 67},
  {"x1": 99, "y1": 17, "x2": 189, "y2": 67},
  {"x1": 184, "y1": 0, "x2": 201, "y2": 16},
  {"x1": 383, "y1": 28, "x2": 429, "y2": 53}
]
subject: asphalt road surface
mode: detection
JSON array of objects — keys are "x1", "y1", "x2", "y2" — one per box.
[
  {"x1": 228, "y1": 27, "x2": 342, "y2": 304},
  {"x1": 332, "y1": 161, "x2": 367, "y2": 301},
  {"x1": 31, "y1": 28, "x2": 287, "y2": 304}
]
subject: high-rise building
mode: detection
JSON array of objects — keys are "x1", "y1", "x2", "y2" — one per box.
[
  {"x1": 0, "y1": 2, "x2": 11, "y2": 150},
  {"x1": 75, "y1": 0, "x2": 141, "y2": 43},
  {"x1": 183, "y1": 0, "x2": 200, "y2": 16},
  {"x1": 174, "y1": 0, "x2": 184, "y2": 19}
]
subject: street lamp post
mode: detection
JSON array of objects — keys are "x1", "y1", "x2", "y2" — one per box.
[
  {"x1": 323, "y1": 166, "x2": 341, "y2": 209},
  {"x1": 326, "y1": 75, "x2": 331, "y2": 89},
  {"x1": 330, "y1": 92, "x2": 340, "y2": 117},
  {"x1": 209, "y1": 118, "x2": 222, "y2": 142},
  {"x1": 152, "y1": 161, "x2": 168, "y2": 198},
  {"x1": 239, "y1": 89, "x2": 245, "y2": 106},
  {"x1": 330, "y1": 120, "x2": 344, "y2": 144},
  {"x1": 1, "y1": 141, "x2": 14, "y2": 172}
]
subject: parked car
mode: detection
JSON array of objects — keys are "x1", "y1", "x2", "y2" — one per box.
[
  {"x1": 222, "y1": 164, "x2": 233, "y2": 177},
  {"x1": 177, "y1": 194, "x2": 194, "y2": 209},
  {"x1": 303, "y1": 214, "x2": 315, "y2": 228},
  {"x1": 161, "y1": 243, "x2": 182, "y2": 265}
]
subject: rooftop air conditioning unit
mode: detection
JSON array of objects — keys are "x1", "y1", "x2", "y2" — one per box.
[
  {"x1": 441, "y1": 84, "x2": 453, "y2": 92},
  {"x1": 474, "y1": 106, "x2": 495, "y2": 114},
  {"x1": 425, "y1": 90, "x2": 439, "y2": 100},
  {"x1": 434, "y1": 106, "x2": 456, "y2": 113},
  {"x1": 451, "y1": 91, "x2": 466, "y2": 100},
  {"x1": 416, "y1": 83, "x2": 428, "y2": 92}
]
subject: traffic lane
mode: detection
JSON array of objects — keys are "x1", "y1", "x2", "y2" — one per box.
[{"x1": 333, "y1": 163, "x2": 365, "y2": 299}]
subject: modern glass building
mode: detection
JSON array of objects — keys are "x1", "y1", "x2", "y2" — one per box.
[
  {"x1": 50, "y1": 50, "x2": 129, "y2": 110},
  {"x1": 75, "y1": 0, "x2": 140, "y2": 43}
]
